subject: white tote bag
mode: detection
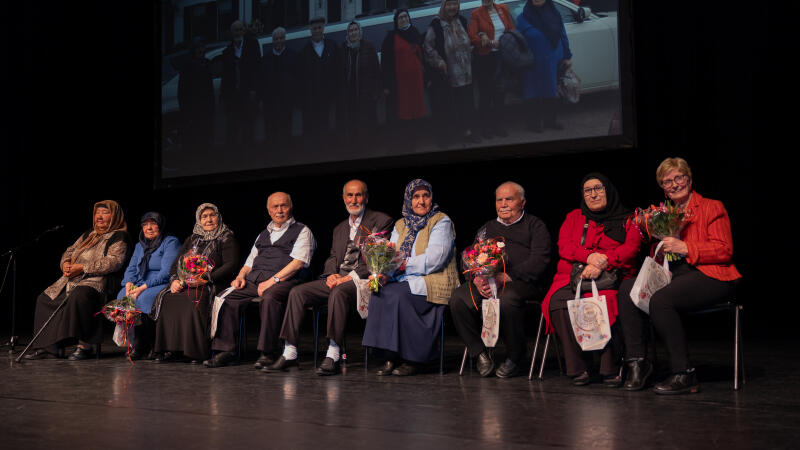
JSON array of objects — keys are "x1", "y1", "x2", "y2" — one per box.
[
  {"x1": 630, "y1": 241, "x2": 671, "y2": 314},
  {"x1": 209, "y1": 286, "x2": 235, "y2": 339},
  {"x1": 481, "y1": 279, "x2": 500, "y2": 348},
  {"x1": 567, "y1": 279, "x2": 612, "y2": 351},
  {"x1": 355, "y1": 278, "x2": 371, "y2": 319}
]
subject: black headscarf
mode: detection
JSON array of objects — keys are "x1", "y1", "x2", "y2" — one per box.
[
  {"x1": 137, "y1": 211, "x2": 166, "y2": 277},
  {"x1": 394, "y1": 9, "x2": 423, "y2": 45},
  {"x1": 522, "y1": 0, "x2": 564, "y2": 49},
  {"x1": 579, "y1": 173, "x2": 630, "y2": 243}
]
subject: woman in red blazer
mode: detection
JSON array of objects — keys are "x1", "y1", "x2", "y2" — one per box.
[
  {"x1": 468, "y1": 0, "x2": 514, "y2": 138},
  {"x1": 542, "y1": 173, "x2": 641, "y2": 386},
  {"x1": 618, "y1": 157, "x2": 742, "y2": 395}
]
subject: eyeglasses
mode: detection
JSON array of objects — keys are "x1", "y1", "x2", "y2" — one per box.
[
  {"x1": 660, "y1": 174, "x2": 689, "y2": 188},
  {"x1": 583, "y1": 185, "x2": 605, "y2": 196}
]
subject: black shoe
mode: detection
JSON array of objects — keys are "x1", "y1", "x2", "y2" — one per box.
[
  {"x1": 67, "y1": 347, "x2": 93, "y2": 361},
  {"x1": 603, "y1": 374, "x2": 623, "y2": 388},
  {"x1": 624, "y1": 359, "x2": 653, "y2": 391},
  {"x1": 254, "y1": 353, "x2": 275, "y2": 370},
  {"x1": 153, "y1": 352, "x2": 175, "y2": 364},
  {"x1": 476, "y1": 351, "x2": 495, "y2": 377},
  {"x1": 495, "y1": 359, "x2": 519, "y2": 378},
  {"x1": 316, "y1": 357, "x2": 340, "y2": 376},
  {"x1": 376, "y1": 360, "x2": 396, "y2": 376},
  {"x1": 262, "y1": 356, "x2": 298, "y2": 373},
  {"x1": 653, "y1": 370, "x2": 700, "y2": 395},
  {"x1": 392, "y1": 362, "x2": 419, "y2": 376},
  {"x1": 203, "y1": 351, "x2": 235, "y2": 368},
  {"x1": 572, "y1": 371, "x2": 591, "y2": 386},
  {"x1": 24, "y1": 349, "x2": 57, "y2": 360}
]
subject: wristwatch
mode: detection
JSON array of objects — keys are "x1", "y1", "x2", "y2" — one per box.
[{"x1": 272, "y1": 276, "x2": 281, "y2": 283}]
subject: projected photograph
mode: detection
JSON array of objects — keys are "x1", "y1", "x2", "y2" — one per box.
[{"x1": 160, "y1": 0, "x2": 622, "y2": 180}]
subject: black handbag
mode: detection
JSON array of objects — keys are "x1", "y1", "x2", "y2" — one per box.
[{"x1": 569, "y1": 218, "x2": 620, "y2": 293}]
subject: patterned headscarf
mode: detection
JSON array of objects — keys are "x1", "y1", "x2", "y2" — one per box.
[
  {"x1": 400, "y1": 179, "x2": 440, "y2": 255},
  {"x1": 192, "y1": 203, "x2": 232, "y2": 241},
  {"x1": 73, "y1": 200, "x2": 127, "y2": 260}
]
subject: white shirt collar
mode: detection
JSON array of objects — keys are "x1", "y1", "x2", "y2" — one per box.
[
  {"x1": 349, "y1": 209, "x2": 365, "y2": 228},
  {"x1": 272, "y1": 47, "x2": 285, "y2": 56},
  {"x1": 496, "y1": 211, "x2": 525, "y2": 227},
  {"x1": 267, "y1": 216, "x2": 296, "y2": 233}
]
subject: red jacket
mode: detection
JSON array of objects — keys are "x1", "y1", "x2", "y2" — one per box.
[
  {"x1": 468, "y1": 3, "x2": 515, "y2": 56},
  {"x1": 542, "y1": 209, "x2": 642, "y2": 331},
  {"x1": 675, "y1": 191, "x2": 741, "y2": 281}
]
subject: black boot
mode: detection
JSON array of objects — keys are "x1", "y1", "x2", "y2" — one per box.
[
  {"x1": 623, "y1": 358, "x2": 653, "y2": 391},
  {"x1": 653, "y1": 369, "x2": 700, "y2": 395}
]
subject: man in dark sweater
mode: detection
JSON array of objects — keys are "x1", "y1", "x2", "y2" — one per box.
[
  {"x1": 450, "y1": 181, "x2": 551, "y2": 378},
  {"x1": 204, "y1": 192, "x2": 316, "y2": 368}
]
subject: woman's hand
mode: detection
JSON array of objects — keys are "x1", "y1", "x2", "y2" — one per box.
[
  {"x1": 661, "y1": 237, "x2": 688, "y2": 256},
  {"x1": 129, "y1": 283, "x2": 147, "y2": 300},
  {"x1": 62, "y1": 261, "x2": 72, "y2": 276},
  {"x1": 64, "y1": 263, "x2": 84, "y2": 279},
  {"x1": 439, "y1": 61, "x2": 447, "y2": 73},
  {"x1": 169, "y1": 280, "x2": 184, "y2": 294},
  {"x1": 581, "y1": 265, "x2": 602, "y2": 279},
  {"x1": 480, "y1": 34, "x2": 490, "y2": 48},
  {"x1": 587, "y1": 253, "x2": 608, "y2": 270},
  {"x1": 559, "y1": 59, "x2": 572, "y2": 71}
]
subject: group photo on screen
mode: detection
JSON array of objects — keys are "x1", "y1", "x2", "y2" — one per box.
[{"x1": 160, "y1": 0, "x2": 622, "y2": 179}]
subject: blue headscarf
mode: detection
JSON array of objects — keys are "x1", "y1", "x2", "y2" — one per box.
[
  {"x1": 522, "y1": 0, "x2": 564, "y2": 49},
  {"x1": 400, "y1": 179, "x2": 441, "y2": 255},
  {"x1": 137, "y1": 211, "x2": 166, "y2": 277}
]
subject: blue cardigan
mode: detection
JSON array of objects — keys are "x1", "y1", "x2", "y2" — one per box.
[{"x1": 118, "y1": 235, "x2": 181, "y2": 314}]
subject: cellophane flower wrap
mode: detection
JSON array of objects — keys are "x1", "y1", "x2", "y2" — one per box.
[
  {"x1": 634, "y1": 200, "x2": 692, "y2": 262},
  {"x1": 359, "y1": 231, "x2": 407, "y2": 292},
  {"x1": 177, "y1": 247, "x2": 215, "y2": 287},
  {"x1": 98, "y1": 295, "x2": 142, "y2": 361},
  {"x1": 461, "y1": 237, "x2": 507, "y2": 281}
]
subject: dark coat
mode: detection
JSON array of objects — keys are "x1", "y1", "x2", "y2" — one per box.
[
  {"x1": 219, "y1": 36, "x2": 261, "y2": 102},
  {"x1": 178, "y1": 56, "x2": 214, "y2": 115},
  {"x1": 340, "y1": 39, "x2": 380, "y2": 103},
  {"x1": 322, "y1": 209, "x2": 394, "y2": 279},
  {"x1": 258, "y1": 47, "x2": 297, "y2": 108},
  {"x1": 298, "y1": 38, "x2": 340, "y2": 109}
]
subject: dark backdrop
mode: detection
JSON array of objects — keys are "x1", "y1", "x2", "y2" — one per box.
[{"x1": 1, "y1": 2, "x2": 773, "y2": 340}]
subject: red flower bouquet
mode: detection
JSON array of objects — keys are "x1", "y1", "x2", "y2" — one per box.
[{"x1": 359, "y1": 231, "x2": 407, "y2": 293}]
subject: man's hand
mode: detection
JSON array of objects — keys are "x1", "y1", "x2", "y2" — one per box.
[
  {"x1": 326, "y1": 274, "x2": 342, "y2": 289},
  {"x1": 231, "y1": 276, "x2": 246, "y2": 290},
  {"x1": 257, "y1": 279, "x2": 275, "y2": 297}
]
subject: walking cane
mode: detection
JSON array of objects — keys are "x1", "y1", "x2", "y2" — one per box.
[{"x1": 15, "y1": 296, "x2": 70, "y2": 362}]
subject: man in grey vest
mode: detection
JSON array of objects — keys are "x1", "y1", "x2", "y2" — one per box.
[
  {"x1": 267, "y1": 180, "x2": 392, "y2": 374},
  {"x1": 204, "y1": 192, "x2": 316, "y2": 368}
]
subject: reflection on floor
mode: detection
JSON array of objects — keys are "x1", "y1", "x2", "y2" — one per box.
[{"x1": 1, "y1": 334, "x2": 796, "y2": 449}]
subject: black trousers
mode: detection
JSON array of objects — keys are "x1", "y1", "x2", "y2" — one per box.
[
  {"x1": 430, "y1": 83, "x2": 475, "y2": 138},
  {"x1": 211, "y1": 279, "x2": 298, "y2": 353},
  {"x1": 617, "y1": 262, "x2": 736, "y2": 372},
  {"x1": 450, "y1": 280, "x2": 540, "y2": 363},
  {"x1": 548, "y1": 285, "x2": 621, "y2": 377},
  {"x1": 280, "y1": 279, "x2": 357, "y2": 347},
  {"x1": 473, "y1": 52, "x2": 505, "y2": 130}
]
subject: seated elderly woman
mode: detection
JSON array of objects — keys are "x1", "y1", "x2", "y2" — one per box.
[
  {"x1": 26, "y1": 200, "x2": 130, "y2": 360},
  {"x1": 542, "y1": 173, "x2": 641, "y2": 386},
  {"x1": 116, "y1": 212, "x2": 180, "y2": 359},
  {"x1": 618, "y1": 157, "x2": 741, "y2": 395},
  {"x1": 151, "y1": 203, "x2": 239, "y2": 363},
  {"x1": 362, "y1": 179, "x2": 459, "y2": 376}
]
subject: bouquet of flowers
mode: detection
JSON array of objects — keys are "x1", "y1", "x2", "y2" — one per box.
[
  {"x1": 633, "y1": 200, "x2": 692, "y2": 262},
  {"x1": 359, "y1": 231, "x2": 407, "y2": 293},
  {"x1": 177, "y1": 247, "x2": 215, "y2": 287},
  {"x1": 97, "y1": 295, "x2": 142, "y2": 362},
  {"x1": 462, "y1": 237, "x2": 507, "y2": 281}
]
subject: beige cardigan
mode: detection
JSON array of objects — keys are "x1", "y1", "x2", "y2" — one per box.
[{"x1": 43, "y1": 231, "x2": 128, "y2": 300}]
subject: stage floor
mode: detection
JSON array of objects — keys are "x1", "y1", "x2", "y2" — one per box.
[{"x1": 1, "y1": 334, "x2": 796, "y2": 449}]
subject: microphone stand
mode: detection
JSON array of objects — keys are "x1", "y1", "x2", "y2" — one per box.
[{"x1": 1, "y1": 225, "x2": 64, "y2": 354}]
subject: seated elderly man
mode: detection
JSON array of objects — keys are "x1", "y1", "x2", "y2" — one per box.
[
  {"x1": 267, "y1": 180, "x2": 393, "y2": 374},
  {"x1": 204, "y1": 192, "x2": 315, "y2": 368},
  {"x1": 450, "y1": 181, "x2": 551, "y2": 378}
]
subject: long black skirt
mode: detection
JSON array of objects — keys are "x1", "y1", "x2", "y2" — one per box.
[
  {"x1": 362, "y1": 282, "x2": 444, "y2": 363},
  {"x1": 153, "y1": 287, "x2": 211, "y2": 361},
  {"x1": 33, "y1": 286, "x2": 106, "y2": 351}
]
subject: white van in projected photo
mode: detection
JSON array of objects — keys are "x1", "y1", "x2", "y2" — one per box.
[{"x1": 159, "y1": 0, "x2": 625, "y2": 183}]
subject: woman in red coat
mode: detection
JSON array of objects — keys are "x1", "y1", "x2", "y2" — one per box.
[
  {"x1": 467, "y1": 0, "x2": 515, "y2": 138},
  {"x1": 542, "y1": 173, "x2": 641, "y2": 386},
  {"x1": 618, "y1": 157, "x2": 742, "y2": 395}
]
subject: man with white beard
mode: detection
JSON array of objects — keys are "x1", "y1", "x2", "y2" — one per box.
[{"x1": 267, "y1": 180, "x2": 392, "y2": 375}]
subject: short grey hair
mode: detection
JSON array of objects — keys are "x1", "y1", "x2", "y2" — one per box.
[
  {"x1": 342, "y1": 179, "x2": 368, "y2": 196},
  {"x1": 496, "y1": 181, "x2": 525, "y2": 200},
  {"x1": 272, "y1": 27, "x2": 286, "y2": 38},
  {"x1": 267, "y1": 192, "x2": 293, "y2": 208}
]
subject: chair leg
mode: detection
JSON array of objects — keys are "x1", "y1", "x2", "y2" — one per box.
[
  {"x1": 237, "y1": 314, "x2": 246, "y2": 362},
  {"x1": 529, "y1": 314, "x2": 545, "y2": 380},
  {"x1": 341, "y1": 338, "x2": 347, "y2": 369},
  {"x1": 552, "y1": 334, "x2": 565, "y2": 375},
  {"x1": 735, "y1": 305, "x2": 745, "y2": 390},
  {"x1": 459, "y1": 347, "x2": 469, "y2": 376},
  {"x1": 538, "y1": 334, "x2": 551, "y2": 379},
  {"x1": 439, "y1": 314, "x2": 445, "y2": 375},
  {"x1": 313, "y1": 309, "x2": 320, "y2": 369}
]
